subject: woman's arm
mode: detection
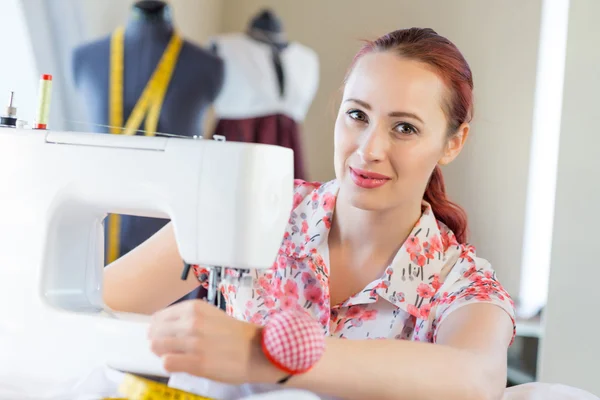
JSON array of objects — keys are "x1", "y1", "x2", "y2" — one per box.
[
  {"x1": 282, "y1": 303, "x2": 512, "y2": 400},
  {"x1": 149, "y1": 300, "x2": 513, "y2": 400},
  {"x1": 103, "y1": 222, "x2": 200, "y2": 315}
]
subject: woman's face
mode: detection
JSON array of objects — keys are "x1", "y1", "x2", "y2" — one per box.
[{"x1": 334, "y1": 51, "x2": 468, "y2": 211}]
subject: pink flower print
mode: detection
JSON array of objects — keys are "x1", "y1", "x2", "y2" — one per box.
[
  {"x1": 385, "y1": 267, "x2": 394, "y2": 282},
  {"x1": 411, "y1": 253, "x2": 426, "y2": 267},
  {"x1": 301, "y1": 220, "x2": 309, "y2": 234},
  {"x1": 283, "y1": 279, "x2": 299, "y2": 299},
  {"x1": 360, "y1": 309, "x2": 378, "y2": 321},
  {"x1": 419, "y1": 302, "x2": 432, "y2": 319},
  {"x1": 302, "y1": 272, "x2": 317, "y2": 287},
  {"x1": 319, "y1": 312, "x2": 329, "y2": 328},
  {"x1": 463, "y1": 265, "x2": 477, "y2": 278},
  {"x1": 476, "y1": 292, "x2": 491, "y2": 301},
  {"x1": 429, "y1": 234, "x2": 442, "y2": 253},
  {"x1": 280, "y1": 296, "x2": 296, "y2": 311},
  {"x1": 322, "y1": 215, "x2": 332, "y2": 229},
  {"x1": 406, "y1": 236, "x2": 421, "y2": 254},
  {"x1": 469, "y1": 273, "x2": 484, "y2": 283},
  {"x1": 441, "y1": 230, "x2": 458, "y2": 250},
  {"x1": 306, "y1": 259, "x2": 318, "y2": 273},
  {"x1": 350, "y1": 318, "x2": 364, "y2": 328},
  {"x1": 293, "y1": 192, "x2": 303, "y2": 209},
  {"x1": 423, "y1": 242, "x2": 436, "y2": 260},
  {"x1": 257, "y1": 276, "x2": 271, "y2": 292},
  {"x1": 375, "y1": 281, "x2": 389, "y2": 290},
  {"x1": 304, "y1": 285, "x2": 323, "y2": 307},
  {"x1": 389, "y1": 291, "x2": 405, "y2": 303},
  {"x1": 460, "y1": 246, "x2": 475, "y2": 264},
  {"x1": 431, "y1": 274, "x2": 441, "y2": 290},
  {"x1": 322, "y1": 193, "x2": 335, "y2": 212},
  {"x1": 263, "y1": 297, "x2": 276, "y2": 309},
  {"x1": 250, "y1": 313, "x2": 264, "y2": 325},
  {"x1": 277, "y1": 255, "x2": 287, "y2": 269},
  {"x1": 346, "y1": 305, "x2": 364, "y2": 319},
  {"x1": 246, "y1": 300, "x2": 254, "y2": 309},
  {"x1": 426, "y1": 331, "x2": 433, "y2": 342},
  {"x1": 417, "y1": 283, "x2": 435, "y2": 299},
  {"x1": 407, "y1": 304, "x2": 419, "y2": 318},
  {"x1": 484, "y1": 270, "x2": 494, "y2": 279},
  {"x1": 312, "y1": 192, "x2": 319, "y2": 202}
]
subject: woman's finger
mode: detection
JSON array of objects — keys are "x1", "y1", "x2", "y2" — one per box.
[
  {"x1": 148, "y1": 316, "x2": 202, "y2": 338},
  {"x1": 162, "y1": 353, "x2": 205, "y2": 376},
  {"x1": 152, "y1": 299, "x2": 203, "y2": 323},
  {"x1": 150, "y1": 336, "x2": 200, "y2": 356}
]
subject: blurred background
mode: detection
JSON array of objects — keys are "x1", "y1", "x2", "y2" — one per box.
[{"x1": 1, "y1": 0, "x2": 598, "y2": 396}]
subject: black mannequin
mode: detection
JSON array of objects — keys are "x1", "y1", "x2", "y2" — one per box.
[
  {"x1": 246, "y1": 8, "x2": 288, "y2": 50},
  {"x1": 72, "y1": 0, "x2": 224, "y2": 267}
]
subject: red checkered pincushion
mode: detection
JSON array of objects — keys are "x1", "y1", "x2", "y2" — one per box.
[{"x1": 261, "y1": 308, "x2": 326, "y2": 375}]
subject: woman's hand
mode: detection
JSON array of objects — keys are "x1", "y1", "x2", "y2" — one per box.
[{"x1": 148, "y1": 299, "x2": 283, "y2": 385}]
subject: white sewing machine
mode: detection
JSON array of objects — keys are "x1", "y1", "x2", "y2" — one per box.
[{"x1": 0, "y1": 127, "x2": 295, "y2": 394}]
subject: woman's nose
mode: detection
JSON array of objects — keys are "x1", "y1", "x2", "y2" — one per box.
[{"x1": 356, "y1": 127, "x2": 388, "y2": 163}]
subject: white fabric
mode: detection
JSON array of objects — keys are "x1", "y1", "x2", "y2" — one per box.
[
  {"x1": 503, "y1": 383, "x2": 599, "y2": 400},
  {"x1": 211, "y1": 33, "x2": 319, "y2": 122},
  {"x1": 1, "y1": 367, "x2": 597, "y2": 400},
  {"x1": 168, "y1": 373, "x2": 324, "y2": 400}
]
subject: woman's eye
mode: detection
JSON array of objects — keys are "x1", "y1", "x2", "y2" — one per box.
[
  {"x1": 347, "y1": 109, "x2": 368, "y2": 122},
  {"x1": 395, "y1": 123, "x2": 417, "y2": 135}
]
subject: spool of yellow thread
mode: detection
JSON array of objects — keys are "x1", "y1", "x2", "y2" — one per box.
[{"x1": 34, "y1": 74, "x2": 52, "y2": 130}]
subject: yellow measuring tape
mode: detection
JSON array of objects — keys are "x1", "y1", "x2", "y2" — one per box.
[
  {"x1": 106, "y1": 26, "x2": 183, "y2": 264},
  {"x1": 101, "y1": 373, "x2": 214, "y2": 400}
]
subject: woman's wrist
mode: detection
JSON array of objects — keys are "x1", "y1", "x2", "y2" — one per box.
[
  {"x1": 247, "y1": 325, "x2": 290, "y2": 384},
  {"x1": 247, "y1": 308, "x2": 326, "y2": 385}
]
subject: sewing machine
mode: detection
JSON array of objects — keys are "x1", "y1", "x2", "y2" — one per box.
[{"x1": 0, "y1": 126, "x2": 294, "y2": 392}]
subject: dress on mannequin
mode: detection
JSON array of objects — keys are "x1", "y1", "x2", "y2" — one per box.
[
  {"x1": 209, "y1": 9, "x2": 319, "y2": 180},
  {"x1": 72, "y1": 0, "x2": 224, "y2": 271}
]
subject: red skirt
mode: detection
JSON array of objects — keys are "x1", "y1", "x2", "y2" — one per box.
[{"x1": 213, "y1": 114, "x2": 307, "y2": 180}]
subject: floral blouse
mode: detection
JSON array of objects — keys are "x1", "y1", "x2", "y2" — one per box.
[{"x1": 193, "y1": 179, "x2": 516, "y2": 344}]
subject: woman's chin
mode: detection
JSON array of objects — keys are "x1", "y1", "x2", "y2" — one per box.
[{"x1": 346, "y1": 190, "x2": 388, "y2": 211}]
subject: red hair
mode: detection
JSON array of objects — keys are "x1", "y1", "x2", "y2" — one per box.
[{"x1": 346, "y1": 28, "x2": 472, "y2": 243}]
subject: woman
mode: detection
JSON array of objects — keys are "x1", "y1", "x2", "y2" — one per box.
[{"x1": 105, "y1": 27, "x2": 515, "y2": 400}]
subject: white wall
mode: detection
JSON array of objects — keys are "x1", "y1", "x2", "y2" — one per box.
[
  {"x1": 220, "y1": 0, "x2": 542, "y2": 303},
  {"x1": 538, "y1": 0, "x2": 600, "y2": 394}
]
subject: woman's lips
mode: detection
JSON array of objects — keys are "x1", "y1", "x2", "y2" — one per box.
[{"x1": 349, "y1": 167, "x2": 391, "y2": 189}]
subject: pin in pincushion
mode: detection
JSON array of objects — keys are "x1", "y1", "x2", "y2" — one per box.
[{"x1": 261, "y1": 307, "x2": 326, "y2": 375}]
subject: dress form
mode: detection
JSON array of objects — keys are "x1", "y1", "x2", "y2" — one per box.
[
  {"x1": 210, "y1": 8, "x2": 319, "y2": 180},
  {"x1": 72, "y1": 0, "x2": 224, "y2": 265}
]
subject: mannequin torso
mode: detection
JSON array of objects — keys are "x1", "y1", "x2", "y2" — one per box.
[
  {"x1": 72, "y1": 2, "x2": 224, "y2": 263},
  {"x1": 209, "y1": 10, "x2": 319, "y2": 180},
  {"x1": 73, "y1": 10, "x2": 223, "y2": 137}
]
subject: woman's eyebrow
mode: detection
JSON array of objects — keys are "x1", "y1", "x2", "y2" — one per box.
[{"x1": 344, "y1": 98, "x2": 424, "y2": 124}]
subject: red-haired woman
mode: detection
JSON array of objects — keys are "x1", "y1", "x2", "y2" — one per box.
[{"x1": 106, "y1": 28, "x2": 515, "y2": 400}]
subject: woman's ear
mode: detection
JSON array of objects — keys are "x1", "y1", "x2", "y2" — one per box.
[{"x1": 438, "y1": 122, "x2": 470, "y2": 165}]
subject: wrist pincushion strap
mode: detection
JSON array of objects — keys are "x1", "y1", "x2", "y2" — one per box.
[{"x1": 261, "y1": 307, "x2": 326, "y2": 384}]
